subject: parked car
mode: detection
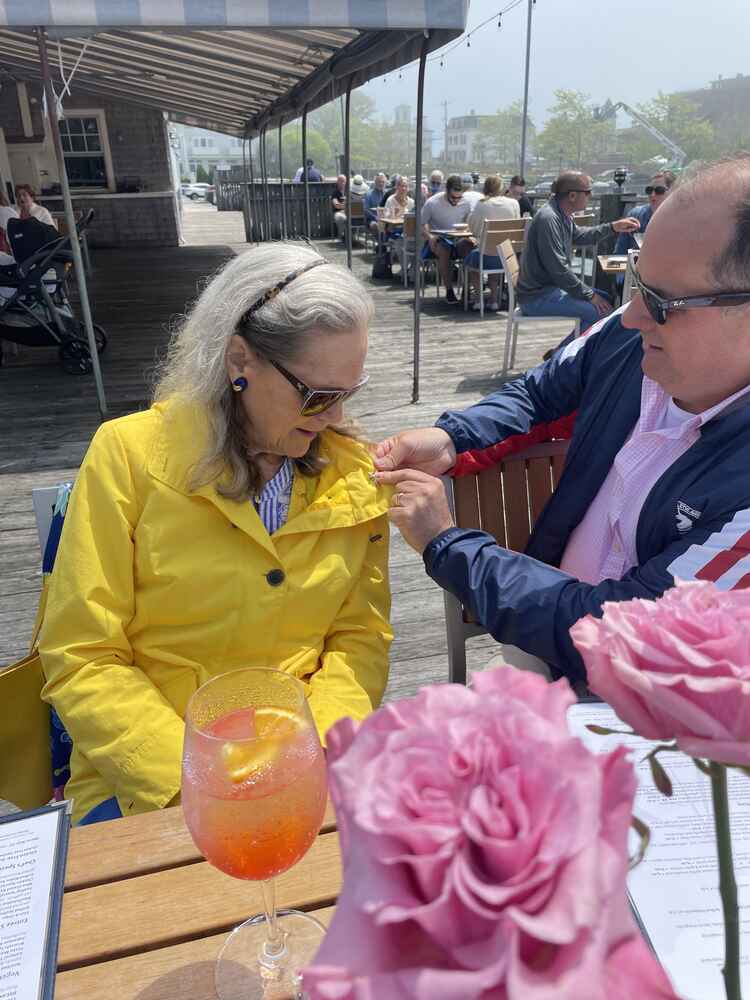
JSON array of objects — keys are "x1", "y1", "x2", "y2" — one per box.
[{"x1": 182, "y1": 183, "x2": 215, "y2": 201}]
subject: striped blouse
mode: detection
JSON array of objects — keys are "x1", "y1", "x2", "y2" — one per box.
[{"x1": 253, "y1": 458, "x2": 294, "y2": 534}]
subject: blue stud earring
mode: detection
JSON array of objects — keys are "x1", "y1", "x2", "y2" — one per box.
[{"x1": 232, "y1": 376, "x2": 248, "y2": 393}]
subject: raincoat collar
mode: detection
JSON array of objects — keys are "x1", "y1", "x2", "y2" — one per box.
[{"x1": 147, "y1": 400, "x2": 389, "y2": 542}]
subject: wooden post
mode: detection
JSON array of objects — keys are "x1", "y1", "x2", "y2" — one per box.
[{"x1": 35, "y1": 27, "x2": 107, "y2": 417}]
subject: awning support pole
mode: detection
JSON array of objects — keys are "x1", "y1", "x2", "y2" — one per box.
[
  {"x1": 36, "y1": 27, "x2": 107, "y2": 417},
  {"x1": 519, "y1": 0, "x2": 534, "y2": 179},
  {"x1": 344, "y1": 76, "x2": 353, "y2": 270},
  {"x1": 302, "y1": 107, "x2": 311, "y2": 239},
  {"x1": 278, "y1": 123, "x2": 287, "y2": 240},
  {"x1": 260, "y1": 127, "x2": 271, "y2": 240},
  {"x1": 241, "y1": 129, "x2": 251, "y2": 242},
  {"x1": 412, "y1": 34, "x2": 429, "y2": 404},
  {"x1": 247, "y1": 136, "x2": 258, "y2": 243}
]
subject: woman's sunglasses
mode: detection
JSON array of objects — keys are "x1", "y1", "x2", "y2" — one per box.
[
  {"x1": 630, "y1": 259, "x2": 750, "y2": 326},
  {"x1": 645, "y1": 185, "x2": 667, "y2": 196},
  {"x1": 269, "y1": 359, "x2": 369, "y2": 416}
]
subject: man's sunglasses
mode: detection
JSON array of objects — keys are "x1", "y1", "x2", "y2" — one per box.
[
  {"x1": 570, "y1": 188, "x2": 592, "y2": 195},
  {"x1": 630, "y1": 259, "x2": 750, "y2": 325},
  {"x1": 269, "y1": 358, "x2": 369, "y2": 416},
  {"x1": 645, "y1": 185, "x2": 668, "y2": 196}
]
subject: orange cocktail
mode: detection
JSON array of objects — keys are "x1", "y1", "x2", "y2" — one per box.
[
  {"x1": 181, "y1": 668, "x2": 328, "y2": 1000},
  {"x1": 182, "y1": 704, "x2": 326, "y2": 880}
]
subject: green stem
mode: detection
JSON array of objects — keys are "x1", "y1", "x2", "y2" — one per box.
[{"x1": 709, "y1": 761, "x2": 742, "y2": 1000}]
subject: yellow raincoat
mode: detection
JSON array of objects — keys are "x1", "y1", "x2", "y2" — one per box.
[{"x1": 39, "y1": 401, "x2": 391, "y2": 824}]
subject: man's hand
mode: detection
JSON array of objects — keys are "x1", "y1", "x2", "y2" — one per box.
[
  {"x1": 592, "y1": 292, "x2": 613, "y2": 318},
  {"x1": 375, "y1": 469, "x2": 455, "y2": 553},
  {"x1": 374, "y1": 428, "x2": 457, "y2": 475},
  {"x1": 612, "y1": 217, "x2": 641, "y2": 234}
]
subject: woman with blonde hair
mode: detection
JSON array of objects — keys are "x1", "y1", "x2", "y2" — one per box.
[
  {"x1": 39, "y1": 243, "x2": 392, "y2": 825},
  {"x1": 466, "y1": 174, "x2": 520, "y2": 311}
]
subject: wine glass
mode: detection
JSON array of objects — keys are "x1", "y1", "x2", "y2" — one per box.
[{"x1": 182, "y1": 668, "x2": 328, "y2": 999}]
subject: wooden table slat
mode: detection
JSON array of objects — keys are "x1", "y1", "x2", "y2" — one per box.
[
  {"x1": 59, "y1": 831, "x2": 342, "y2": 970},
  {"x1": 56, "y1": 907, "x2": 336, "y2": 1000},
  {"x1": 65, "y1": 800, "x2": 336, "y2": 891}
]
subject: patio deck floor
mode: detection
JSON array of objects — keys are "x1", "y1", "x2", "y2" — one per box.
[{"x1": 0, "y1": 201, "x2": 576, "y2": 699}]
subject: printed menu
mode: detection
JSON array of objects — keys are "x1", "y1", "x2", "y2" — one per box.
[
  {"x1": 0, "y1": 801, "x2": 70, "y2": 1000},
  {"x1": 568, "y1": 702, "x2": 750, "y2": 1000}
]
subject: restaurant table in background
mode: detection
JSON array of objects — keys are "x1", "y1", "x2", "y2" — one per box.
[
  {"x1": 55, "y1": 802, "x2": 339, "y2": 1000},
  {"x1": 597, "y1": 254, "x2": 634, "y2": 303}
]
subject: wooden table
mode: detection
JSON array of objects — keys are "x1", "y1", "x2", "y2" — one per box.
[
  {"x1": 56, "y1": 802, "x2": 340, "y2": 1000},
  {"x1": 597, "y1": 254, "x2": 634, "y2": 303}
]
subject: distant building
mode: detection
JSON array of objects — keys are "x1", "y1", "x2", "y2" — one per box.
[
  {"x1": 444, "y1": 110, "x2": 495, "y2": 166},
  {"x1": 173, "y1": 125, "x2": 244, "y2": 180},
  {"x1": 677, "y1": 73, "x2": 750, "y2": 148}
]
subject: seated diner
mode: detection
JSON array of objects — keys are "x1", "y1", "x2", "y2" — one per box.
[{"x1": 39, "y1": 243, "x2": 393, "y2": 826}]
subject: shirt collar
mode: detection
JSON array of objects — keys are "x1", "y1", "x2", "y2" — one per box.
[{"x1": 641, "y1": 376, "x2": 750, "y2": 431}]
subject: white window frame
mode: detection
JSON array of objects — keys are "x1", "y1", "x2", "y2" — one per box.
[{"x1": 61, "y1": 109, "x2": 115, "y2": 193}]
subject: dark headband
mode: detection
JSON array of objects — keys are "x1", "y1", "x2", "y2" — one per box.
[{"x1": 240, "y1": 257, "x2": 327, "y2": 323}]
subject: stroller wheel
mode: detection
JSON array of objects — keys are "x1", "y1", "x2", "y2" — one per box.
[
  {"x1": 59, "y1": 339, "x2": 93, "y2": 375},
  {"x1": 71, "y1": 320, "x2": 107, "y2": 354}
]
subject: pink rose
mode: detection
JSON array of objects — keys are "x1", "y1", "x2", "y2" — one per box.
[
  {"x1": 570, "y1": 580, "x2": 750, "y2": 765},
  {"x1": 302, "y1": 668, "x2": 677, "y2": 1000}
]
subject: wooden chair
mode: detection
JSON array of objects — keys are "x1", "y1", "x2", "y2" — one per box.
[
  {"x1": 443, "y1": 440, "x2": 569, "y2": 684},
  {"x1": 497, "y1": 239, "x2": 580, "y2": 374},
  {"x1": 462, "y1": 218, "x2": 525, "y2": 316},
  {"x1": 572, "y1": 211, "x2": 596, "y2": 286},
  {"x1": 349, "y1": 200, "x2": 366, "y2": 244}
]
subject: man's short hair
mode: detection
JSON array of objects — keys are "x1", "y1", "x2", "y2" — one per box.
[
  {"x1": 652, "y1": 170, "x2": 676, "y2": 188},
  {"x1": 551, "y1": 171, "x2": 590, "y2": 197},
  {"x1": 445, "y1": 174, "x2": 463, "y2": 194},
  {"x1": 509, "y1": 175, "x2": 525, "y2": 187},
  {"x1": 678, "y1": 154, "x2": 750, "y2": 289}
]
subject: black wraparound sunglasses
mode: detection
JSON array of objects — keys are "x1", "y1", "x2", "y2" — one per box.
[
  {"x1": 645, "y1": 185, "x2": 668, "y2": 195},
  {"x1": 269, "y1": 358, "x2": 369, "y2": 416},
  {"x1": 630, "y1": 258, "x2": 750, "y2": 325}
]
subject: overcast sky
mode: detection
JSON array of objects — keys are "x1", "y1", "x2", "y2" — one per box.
[{"x1": 360, "y1": 0, "x2": 748, "y2": 138}]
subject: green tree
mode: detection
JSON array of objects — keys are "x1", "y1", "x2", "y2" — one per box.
[
  {"x1": 477, "y1": 100, "x2": 536, "y2": 171},
  {"x1": 536, "y1": 90, "x2": 616, "y2": 169},
  {"x1": 617, "y1": 94, "x2": 716, "y2": 166},
  {"x1": 195, "y1": 163, "x2": 212, "y2": 183}
]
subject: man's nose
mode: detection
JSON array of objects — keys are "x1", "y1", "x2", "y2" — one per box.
[{"x1": 621, "y1": 291, "x2": 654, "y2": 331}]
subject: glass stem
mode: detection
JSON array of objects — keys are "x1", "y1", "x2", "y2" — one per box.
[{"x1": 260, "y1": 879, "x2": 285, "y2": 961}]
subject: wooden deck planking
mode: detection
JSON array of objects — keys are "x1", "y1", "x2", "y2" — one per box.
[{"x1": 1, "y1": 201, "x2": 573, "y2": 696}]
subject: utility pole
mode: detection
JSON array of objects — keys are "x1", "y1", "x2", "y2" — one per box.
[
  {"x1": 519, "y1": 0, "x2": 534, "y2": 178},
  {"x1": 442, "y1": 99, "x2": 450, "y2": 169}
]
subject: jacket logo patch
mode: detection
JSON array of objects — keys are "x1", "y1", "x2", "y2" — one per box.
[{"x1": 676, "y1": 499, "x2": 702, "y2": 534}]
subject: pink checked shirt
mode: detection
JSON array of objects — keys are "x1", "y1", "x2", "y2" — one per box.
[{"x1": 560, "y1": 377, "x2": 750, "y2": 585}]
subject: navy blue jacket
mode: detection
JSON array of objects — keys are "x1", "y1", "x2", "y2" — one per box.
[{"x1": 425, "y1": 314, "x2": 750, "y2": 684}]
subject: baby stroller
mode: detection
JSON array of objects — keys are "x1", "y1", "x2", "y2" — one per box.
[{"x1": 0, "y1": 209, "x2": 106, "y2": 374}]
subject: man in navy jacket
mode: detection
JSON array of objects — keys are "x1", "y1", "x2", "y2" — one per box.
[{"x1": 375, "y1": 155, "x2": 750, "y2": 685}]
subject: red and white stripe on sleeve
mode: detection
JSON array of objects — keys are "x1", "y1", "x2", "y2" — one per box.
[{"x1": 667, "y1": 508, "x2": 750, "y2": 590}]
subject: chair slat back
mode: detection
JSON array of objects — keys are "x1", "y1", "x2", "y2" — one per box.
[
  {"x1": 573, "y1": 212, "x2": 596, "y2": 227},
  {"x1": 450, "y1": 441, "x2": 570, "y2": 624},
  {"x1": 403, "y1": 215, "x2": 417, "y2": 238},
  {"x1": 479, "y1": 219, "x2": 525, "y2": 256},
  {"x1": 350, "y1": 200, "x2": 365, "y2": 221},
  {"x1": 498, "y1": 238, "x2": 520, "y2": 289}
]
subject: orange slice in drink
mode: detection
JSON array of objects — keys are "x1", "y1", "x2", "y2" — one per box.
[{"x1": 221, "y1": 707, "x2": 302, "y2": 783}]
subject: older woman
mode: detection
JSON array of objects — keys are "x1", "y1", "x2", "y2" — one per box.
[
  {"x1": 466, "y1": 174, "x2": 520, "y2": 311},
  {"x1": 15, "y1": 184, "x2": 57, "y2": 229},
  {"x1": 39, "y1": 243, "x2": 392, "y2": 825}
]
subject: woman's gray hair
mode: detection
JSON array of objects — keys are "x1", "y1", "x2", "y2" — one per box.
[{"x1": 153, "y1": 243, "x2": 374, "y2": 500}]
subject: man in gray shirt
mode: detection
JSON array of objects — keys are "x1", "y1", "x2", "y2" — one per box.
[
  {"x1": 518, "y1": 171, "x2": 639, "y2": 330},
  {"x1": 421, "y1": 174, "x2": 473, "y2": 304}
]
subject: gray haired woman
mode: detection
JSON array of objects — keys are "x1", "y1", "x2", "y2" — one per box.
[{"x1": 39, "y1": 243, "x2": 392, "y2": 826}]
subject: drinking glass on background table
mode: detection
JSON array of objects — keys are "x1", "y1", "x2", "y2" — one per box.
[{"x1": 182, "y1": 668, "x2": 328, "y2": 1000}]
